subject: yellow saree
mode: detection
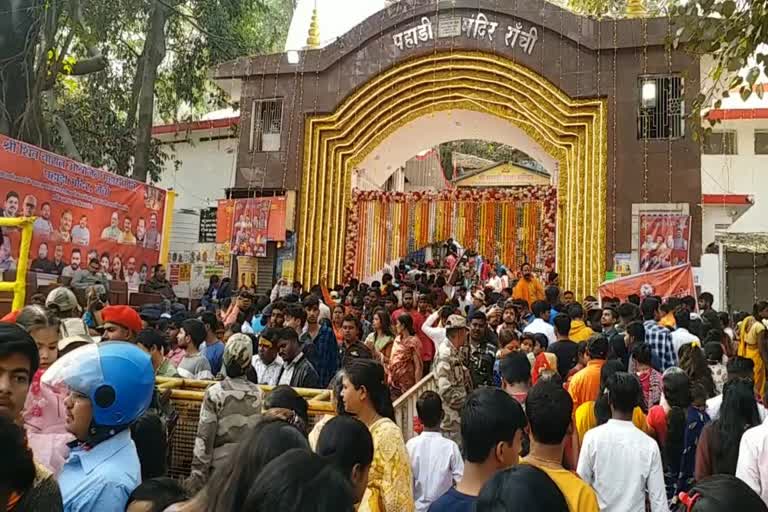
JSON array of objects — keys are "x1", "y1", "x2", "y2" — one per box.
[{"x1": 358, "y1": 417, "x2": 414, "y2": 512}]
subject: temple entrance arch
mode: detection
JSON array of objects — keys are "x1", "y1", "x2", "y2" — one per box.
[{"x1": 296, "y1": 51, "x2": 607, "y2": 298}]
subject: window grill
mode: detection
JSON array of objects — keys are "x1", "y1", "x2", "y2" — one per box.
[
  {"x1": 638, "y1": 76, "x2": 684, "y2": 140},
  {"x1": 249, "y1": 99, "x2": 283, "y2": 152}
]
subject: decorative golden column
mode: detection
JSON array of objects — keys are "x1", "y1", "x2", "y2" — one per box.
[
  {"x1": 625, "y1": 0, "x2": 647, "y2": 17},
  {"x1": 306, "y1": 6, "x2": 320, "y2": 49}
]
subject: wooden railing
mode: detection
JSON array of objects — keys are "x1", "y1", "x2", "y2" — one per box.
[{"x1": 392, "y1": 372, "x2": 437, "y2": 441}]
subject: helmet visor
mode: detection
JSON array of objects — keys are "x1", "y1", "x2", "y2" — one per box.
[{"x1": 42, "y1": 343, "x2": 104, "y2": 397}]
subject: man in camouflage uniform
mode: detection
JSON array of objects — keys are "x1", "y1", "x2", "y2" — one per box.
[
  {"x1": 467, "y1": 311, "x2": 498, "y2": 387},
  {"x1": 185, "y1": 334, "x2": 264, "y2": 492},
  {"x1": 433, "y1": 314, "x2": 473, "y2": 446}
]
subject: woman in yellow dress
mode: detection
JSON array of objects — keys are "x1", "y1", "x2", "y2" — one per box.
[
  {"x1": 738, "y1": 301, "x2": 768, "y2": 398},
  {"x1": 341, "y1": 359, "x2": 414, "y2": 512}
]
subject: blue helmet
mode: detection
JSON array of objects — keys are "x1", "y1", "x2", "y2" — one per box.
[{"x1": 43, "y1": 341, "x2": 154, "y2": 427}]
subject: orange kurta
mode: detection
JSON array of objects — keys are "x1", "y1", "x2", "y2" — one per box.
[
  {"x1": 512, "y1": 277, "x2": 545, "y2": 307},
  {"x1": 568, "y1": 359, "x2": 606, "y2": 411}
]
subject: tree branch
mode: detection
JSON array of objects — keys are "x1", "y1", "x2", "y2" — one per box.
[{"x1": 68, "y1": 55, "x2": 107, "y2": 75}]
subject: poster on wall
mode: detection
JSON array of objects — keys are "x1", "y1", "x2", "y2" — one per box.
[
  {"x1": 198, "y1": 207, "x2": 217, "y2": 243},
  {"x1": 276, "y1": 231, "x2": 295, "y2": 281},
  {"x1": 0, "y1": 135, "x2": 166, "y2": 278},
  {"x1": 638, "y1": 214, "x2": 691, "y2": 272},
  {"x1": 599, "y1": 263, "x2": 695, "y2": 303},
  {"x1": 237, "y1": 256, "x2": 258, "y2": 289},
  {"x1": 613, "y1": 253, "x2": 632, "y2": 277},
  {"x1": 168, "y1": 244, "x2": 227, "y2": 299},
  {"x1": 216, "y1": 197, "x2": 287, "y2": 257}
]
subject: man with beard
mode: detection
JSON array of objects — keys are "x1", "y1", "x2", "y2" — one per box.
[
  {"x1": 71, "y1": 215, "x2": 90, "y2": 246},
  {"x1": 2, "y1": 190, "x2": 19, "y2": 217},
  {"x1": 60, "y1": 248, "x2": 82, "y2": 278},
  {"x1": 145, "y1": 212, "x2": 161, "y2": 250},
  {"x1": 512, "y1": 262, "x2": 545, "y2": 308},
  {"x1": 52, "y1": 210, "x2": 73, "y2": 243}
]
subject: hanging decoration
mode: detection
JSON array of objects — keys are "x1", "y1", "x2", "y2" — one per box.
[{"x1": 346, "y1": 186, "x2": 557, "y2": 281}]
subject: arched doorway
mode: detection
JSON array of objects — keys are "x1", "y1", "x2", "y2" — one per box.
[{"x1": 296, "y1": 51, "x2": 607, "y2": 298}]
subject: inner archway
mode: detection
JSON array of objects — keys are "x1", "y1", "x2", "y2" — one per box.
[{"x1": 296, "y1": 50, "x2": 607, "y2": 298}]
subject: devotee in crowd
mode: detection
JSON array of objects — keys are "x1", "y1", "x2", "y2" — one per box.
[
  {"x1": 676, "y1": 475, "x2": 768, "y2": 512},
  {"x1": 71, "y1": 257, "x2": 111, "y2": 295},
  {"x1": 186, "y1": 334, "x2": 264, "y2": 493},
  {"x1": 523, "y1": 380, "x2": 600, "y2": 511},
  {"x1": 567, "y1": 303, "x2": 594, "y2": 342},
  {"x1": 277, "y1": 327, "x2": 320, "y2": 388},
  {"x1": 341, "y1": 359, "x2": 414, "y2": 512},
  {"x1": 176, "y1": 318, "x2": 214, "y2": 380},
  {"x1": 429, "y1": 387, "x2": 527, "y2": 512},
  {"x1": 736, "y1": 381, "x2": 768, "y2": 507},
  {"x1": 547, "y1": 314, "x2": 579, "y2": 378},
  {"x1": 45, "y1": 342, "x2": 154, "y2": 511},
  {"x1": 406, "y1": 391, "x2": 463, "y2": 512},
  {"x1": 704, "y1": 342, "x2": 728, "y2": 394},
  {"x1": 678, "y1": 342, "x2": 717, "y2": 398},
  {"x1": 706, "y1": 356, "x2": 768, "y2": 421},
  {"x1": 695, "y1": 378, "x2": 760, "y2": 481},
  {"x1": 389, "y1": 313, "x2": 423, "y2": 399},
  {"x1": 136, "y1": 329, "x2": 178, "y2": 378},
  {"x1": 577, "y1": 372, "x2": 668, "y2": 512},
  {"x1": 366, "y1": 307, "x2": 396, "y2": 366},
  {"x1": 0, "y1": 323, "x2": 64, "y2": 509},
  {"x1": 511, "y1": 262, "x2": 544, "y2": 307},
  {"x1": 475, "y1": 464, "x2": 569, "y2": 512},
  {"x1": 498, "y1": 351, "x2": 531, "y2": 406},
  {"x1": 144, "y1": 264, "x2": 176, "y2": 300},
  {"x1": 198, "y1": 312, "x2": 225, "y2": 376},
  {"x1": 568, "y1": 335, "x2": 609, "y2": 411},
  {"x1": 315, "y1": 415, "x2": 374, "y2": 505},
  {"x1": 671, "y1": 308, "x2": 701, "y2": 354},
  {"x1": 738, "y1": 300, "x2": 768, "y2": 397},
  {"x1": 251, "y1": 327, "x2": 283, "y2": 385},
  {"x1": 642, "y1": 297, "x2": 678, "y2": 371},
  {"x1": 632, "y1": 341, "x2": 663, "y2": 408},
  {"x1": 523, "y1": 300, "x2": 556, "y2": 345},
  {"x1": 340, "y1": 315, "x2": 374, "y2": 369},
  {"x1": 126, "y1": 477, "x2": 188, "y2": 512},
  {"x1": 300, "y1": 294, "x2": 339, "y2": 388}
]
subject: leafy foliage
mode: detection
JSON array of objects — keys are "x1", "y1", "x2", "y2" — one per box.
[{"x1": 438, "y1": 140, "x2": 542, "y2": 180}]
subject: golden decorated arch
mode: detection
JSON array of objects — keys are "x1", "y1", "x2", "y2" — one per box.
[{"x1": 296, "y1": 50, "x2": 607, "y2": 298}]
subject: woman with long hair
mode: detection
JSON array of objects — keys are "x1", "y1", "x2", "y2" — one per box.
[
  {"x1": 388, "y1": 313, "x2": 423, "y2": 399},
  {"x1": 674, "y1": 475, "x2": 768, "y2": 512},
  {"x1": 341, "y1": 359, "x2": 414, "y2": 512},
  {"x1": 678, "y1": 343, "x2": 717, "y2": 398},
  {"x1": 17, "y1": 305, "x2": 73, "y2": 474},
  {"x1": 364, "y1": 308, "x2": 395, "y2": 366},
  {"x1": 111, "y1": 254, "x2": 125, "y2": 281},
  {"x1": 632, "y1": 342, "x2": 663, "y2": 409},
  {"x1": 573, "y1": 359, "x2": 649, "y2": 446},
  {"x1": 695, "y1": 379, "x2": 760, "y2": 480},
  {"x1": 738, "y1": 300, "x2": 768, "y2": 397},
  {"x1": 316, "y1": 415, "x2": 374, "y2": 505},
  {"x1": 647, "y1": 368, "x2": 710, "y2": 500}
]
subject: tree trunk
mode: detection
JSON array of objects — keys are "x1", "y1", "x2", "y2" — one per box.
[{"x1": 132, "y1": 0, "x2": 168, "y2": 183}]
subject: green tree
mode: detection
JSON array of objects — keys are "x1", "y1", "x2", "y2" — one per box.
[{"x1": 0, "y1": 0, "x2": 291, "y2": 181}]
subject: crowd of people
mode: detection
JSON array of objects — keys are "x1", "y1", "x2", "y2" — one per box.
[{"x1": 2, "y1": 246, "x2": 768, "y2": 511}]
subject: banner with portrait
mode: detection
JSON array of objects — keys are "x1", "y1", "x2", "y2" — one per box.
[
  {"x1": 598, "y1": 263, "x2": 695, "y2": 303},
  {"x1": 217, "y1": 197, "x2": 287, "y2": 256},
  {"x1": 638, "y1": 214, "x2": 691, "y2": 272},
  {"x1": 0, "y1": 135, "x2": 167, "y2": 282}
]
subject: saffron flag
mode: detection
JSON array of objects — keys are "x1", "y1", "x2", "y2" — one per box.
[{"x1": 598, "y1": 263, "x2": 695, "y2": 303}]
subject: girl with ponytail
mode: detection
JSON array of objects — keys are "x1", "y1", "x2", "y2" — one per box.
[{"x1": 341, "y1": 359, "x2": 414, "y2": 512}]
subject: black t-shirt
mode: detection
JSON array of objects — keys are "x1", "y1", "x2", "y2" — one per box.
[{"x1": 547, "y1": 339, "x2": 579, "y2": 378}]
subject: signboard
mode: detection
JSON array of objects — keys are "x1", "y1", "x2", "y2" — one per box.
[
  {"x1": 237, "y1": 256, "x2": 258, "y2": 288},
  {"x1": 0, "y1": 135, "x2": 166, "y2": 278},
  {"x1": 218, "y1": 196, "x2": 287, "y2": 256},
  {"x1": 198, "y1": 207, "x2": 217, "y2": 243},
  {"x1": 638, "y1": 214, "x2": 691, "y2": 272},
  {"x1": 599, "y1": 264, "x2": 695, "y2": 303}
]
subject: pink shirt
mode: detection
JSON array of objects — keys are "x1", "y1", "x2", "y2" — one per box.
[{"x1": 23, "y1": 369, "x2": 74, "y2": 474}]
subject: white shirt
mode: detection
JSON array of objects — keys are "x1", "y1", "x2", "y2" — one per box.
[
  {"x1": 707, "y1": 393, "x2": 768, "y2": 423},
  {"x1": 736, "y1": 422, "x2": 768, "y2": 506},
  {"x1": 406, "y1": 431, "x2": 464, "y2": 512},
  {"x1": 487, "y1": 275, "x2": 503, "y2": 293},
  {"x1": 670, "y1": 328, "x2": 699, "y2": 354},
  {"x1": 252, "y1": 354, "x2": 284, "y2": 386},
  {"x1": 577, "y1": 419, "x2": 669, "y2": 512},
  {"x1": 421, "y1": 311, "x2": 447, "y2": 348},
  {"x1": 523, "y1": 318, "x2": 557, "y2": 345},
  {"x1": 318, "y1": 301, "x2": 331, "y2": 322}
]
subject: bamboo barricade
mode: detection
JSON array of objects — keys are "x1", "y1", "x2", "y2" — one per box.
[{"x1": 156, "y1": 377, "x2": 336, "y2": 479}]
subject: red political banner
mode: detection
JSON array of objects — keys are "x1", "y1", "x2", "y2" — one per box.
[
  {"x1": 219, "y1": 197, "x2": 287, "y2": 256},
  {"x1": 0, "y1": 135, "x2": 167, "y2": 283},
  {"x1": 598, "y1": 263, "x2": 695, "y2": 303},
  {"x1": 639, "y1": 214, "x2": 691, "y2": 272}
]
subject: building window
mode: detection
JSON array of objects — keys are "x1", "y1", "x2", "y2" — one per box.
[
  {"x1": 755, "y1": 130, "x2": 768, "y2": 155},
  {"x1": 249, "y1": 99, "x2": 283, "y2": 152},
  {"x1": 702, "y1": 130, "x2": 737, "y2": 155},
  {"x1": 637, "y1": 76, "x2": 684, "y2": 139}
]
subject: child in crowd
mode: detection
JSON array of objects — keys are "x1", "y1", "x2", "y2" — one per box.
[
  {"x1": 705, "y1": 342, "x2": 728, "y2": 395},
  {"x1": 493, "y1": 328, "x2": 520, "y2": 386},
  {"x1": 565, "y1": 341, "x2": 589, "y2": 384},
  {"x1": 126, "y1": 477, "x2": 188, "y2": 512},
  {"x1": 406, "y1": 391, "x2": 464, "y2": 512},
  {"x1": 520, "y1": 333, "x2": 535, "y2": 365}
]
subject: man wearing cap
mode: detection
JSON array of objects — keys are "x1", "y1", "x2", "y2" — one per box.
[
  {"x1": 58, "y1": 318, "x2": 95, "y2": 357},
  {"x1": 468, "y1": 290, "x2": 486, "y2": 318},
  {"x1": 45, "y1": 287, "x2": 82, "y2": 319},
  {"x1": 433, "y1": 314, "x2": 473, "y2": 446},
  {"x1": 101, "y1": 305, "x2": 143, "y2": 343}
]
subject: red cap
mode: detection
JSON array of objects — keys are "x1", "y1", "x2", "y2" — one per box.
[{"x1": 101, "y1": 305, "x2": 143, "y2": 333}]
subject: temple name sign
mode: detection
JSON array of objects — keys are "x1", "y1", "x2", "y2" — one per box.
[{"x1": 392, "y1": 11, "x2": 538, "y2": 55}]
